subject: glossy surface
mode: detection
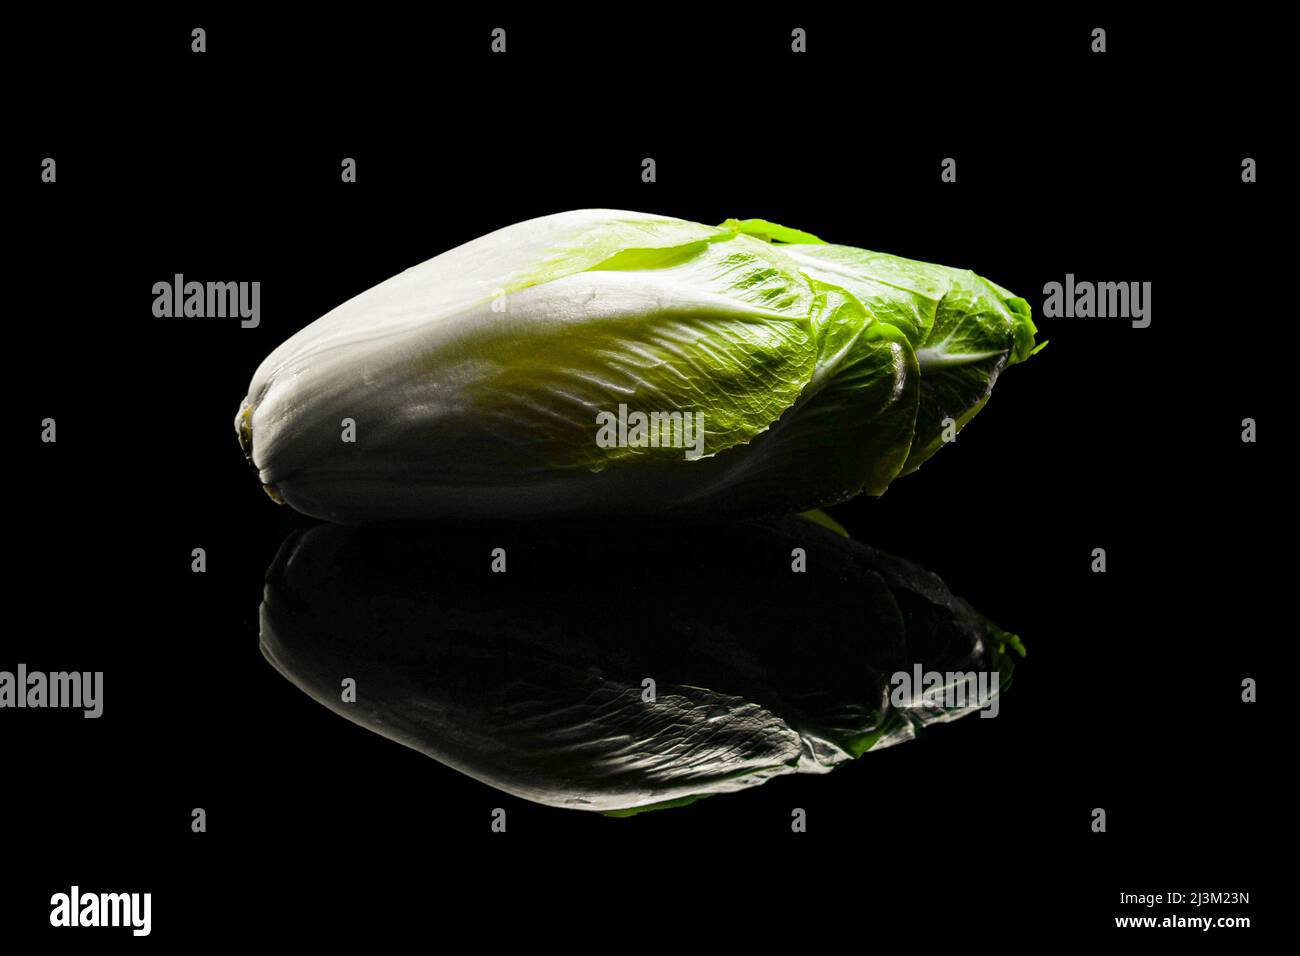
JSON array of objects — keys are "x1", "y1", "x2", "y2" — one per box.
[{"x1": 259, "y1": 517, "x2": 1021, "y2": 813}]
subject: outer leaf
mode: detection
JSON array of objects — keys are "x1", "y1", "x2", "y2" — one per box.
[{"x1": 779, "y1": 243, "x2": 1038, "y2": 474}]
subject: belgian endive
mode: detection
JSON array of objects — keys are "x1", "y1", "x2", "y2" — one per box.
[{"x1": 236, "y1": 210, "x2": 1040, "y2": 523}]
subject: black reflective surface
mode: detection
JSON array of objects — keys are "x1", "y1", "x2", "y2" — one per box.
[{"x1": 260, "y1": 518, "x2": 1019, "y2": 813}]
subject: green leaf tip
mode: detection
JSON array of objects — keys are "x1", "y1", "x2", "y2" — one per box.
[
  {"x1": 719, "y1": 217, "x2": 826, "y2": 245},
  {"x1": 989, "y1": 625, "x2": 1027, "y2": 660},
  {"x1": 796, "y1": 509, "x2": 850, "y2": 538}
]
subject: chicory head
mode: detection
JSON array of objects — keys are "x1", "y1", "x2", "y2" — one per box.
[{"x1": 237, "y1": 211, "x2": 1038, "y2": 523}]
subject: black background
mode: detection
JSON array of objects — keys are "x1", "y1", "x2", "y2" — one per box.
[{"x1": 8, "y1": 10, "x2": 1278, "y2": 943}]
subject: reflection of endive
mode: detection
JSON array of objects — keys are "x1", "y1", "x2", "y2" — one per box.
[{"x1": 259, "y1": 516, "x2": 1024, "y2": 814}]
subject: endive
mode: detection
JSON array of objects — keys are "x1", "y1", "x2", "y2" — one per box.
[{"x1": 236, "y1": 210, "x2": 1039, "y2": 523}]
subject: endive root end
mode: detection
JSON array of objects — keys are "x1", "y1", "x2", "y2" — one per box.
[
  {"x1": 237, "y1": 402, "x2": 283, "y2": 504},
  {"x1": 237, "y1": 403, "x2": 255, "y2": 460}
]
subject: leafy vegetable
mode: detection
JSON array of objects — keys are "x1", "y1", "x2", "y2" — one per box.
[
  {"x1": 259, "y1": 518, "x2": 1023, "y2": 814},
  {"x1": 236, "y1": 210, "x2": 1038, "y2": 523}
]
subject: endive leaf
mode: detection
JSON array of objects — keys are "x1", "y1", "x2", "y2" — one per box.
[{"x1": 780, "y1": 243, "x2": 1039, "y2": 474}]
